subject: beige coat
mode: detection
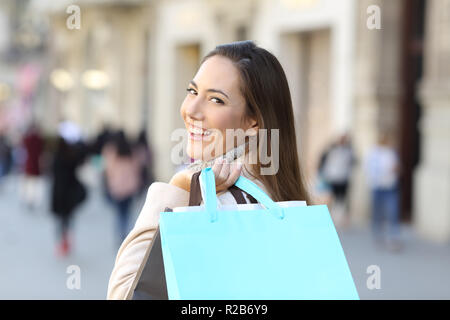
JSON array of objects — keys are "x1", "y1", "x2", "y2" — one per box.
[{"x1": 107, "y1": 167, "x2": 268, "y2": 300}]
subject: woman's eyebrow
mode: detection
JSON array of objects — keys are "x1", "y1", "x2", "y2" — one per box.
[{"x1": 189, "y1": 80, "x2": 230, "y2": 100}]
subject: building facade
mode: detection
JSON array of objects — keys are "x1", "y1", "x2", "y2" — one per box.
[{"x1": 32, "y1": 0, "x2": 450, "y2": 242}]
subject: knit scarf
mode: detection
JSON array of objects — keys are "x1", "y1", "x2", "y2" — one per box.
[{"x1": 186, "y1": 142, "x2": 248, "y2": 172}]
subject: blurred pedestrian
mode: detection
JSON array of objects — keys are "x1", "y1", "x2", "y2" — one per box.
[
  {"x1": 134, "y1": 130, "x2": 154, "y2": 197},
  {"x1": 21, "y1": 124, "x2": 44, "y2": 211},
  {"x1": 50, "y1": 122, "x2": 88, "y2": 257},
  {"x1": 103, "y1": 130, "x2": 142, "y2": 246},
  {"x1": 93, "y1": 125, "x2": 114, "y2": 155},
  {"x1": 365, "y1": 133, "x2": 402, "y2": 252},
  {"x1": 93, "y1": 126, "x2": 114, "y2": 204},
  {"x1": 319, "y1": 134, "x2": 355, "y2": 227},
  {"x1": 0, "y1": 133, "x2": 13, "y2": 182}
]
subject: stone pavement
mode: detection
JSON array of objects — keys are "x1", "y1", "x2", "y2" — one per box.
[{"x1": 0, "y1": 171, "x2": 449, "y2": 299}]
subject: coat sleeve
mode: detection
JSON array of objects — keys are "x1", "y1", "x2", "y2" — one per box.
[{"x1": 106, "y1": 182, "x2": 189, "y2": 300}]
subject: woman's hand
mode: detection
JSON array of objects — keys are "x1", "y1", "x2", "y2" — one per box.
[
  {"x1": 211, "y1": 158, "x2": 242, "y2": 193},
  {"x1": 169, "y1": 158, "x2": 243, "y2": 193},
  {"x1": 169, "y1": 169, "x2": 195, "y2": 192}
]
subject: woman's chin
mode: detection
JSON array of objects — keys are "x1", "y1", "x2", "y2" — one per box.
[
  {"x1": 186, "y1": 146, "x2": 201, "y2": 161},
  {"x1": 187, "y1": 141, "x2": 217, "y2": 162},
  {"x1": 187, "y1": 147, "x2": 215, "y2": 162}
]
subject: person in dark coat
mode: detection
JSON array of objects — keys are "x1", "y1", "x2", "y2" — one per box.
[
  {"x1": 50, "y1": 132, "x2": 88, "y2": 257},
  {"x1": 318, "y1": 134, "x2": 355, "y2": 228},
  {"x1": 93, "y1": 126, "x2": 115, "y2": 204}
]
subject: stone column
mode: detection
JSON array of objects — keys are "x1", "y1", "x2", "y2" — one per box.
[
  {"x1": 414, "y1": 0, "x2": 450, "y2": 243},
  {"x1": 350, "y1": 0, "x2": 403, "y2": 226}
]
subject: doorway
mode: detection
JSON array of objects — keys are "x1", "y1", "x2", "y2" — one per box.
[{"x1": 399, "y1": 0, "x2": 425, "y2": 222}]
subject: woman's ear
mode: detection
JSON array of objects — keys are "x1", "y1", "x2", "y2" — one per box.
[{"x1": 246, "y1": 118, "x2": 259, "y2": 137}]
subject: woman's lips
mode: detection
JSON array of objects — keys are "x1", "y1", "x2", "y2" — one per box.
[{"x1": 187, "y1": 124, "x2": 212, "y2": 141}]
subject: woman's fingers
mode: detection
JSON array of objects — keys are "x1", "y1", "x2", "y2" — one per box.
[
  {"x1": 211, "y1": 158, "x2": 243, "y2": 192},
  {"x1": 168, "y1": 168, "x2": 196, "y2": 191},
  {"x1": 212, "y1": 157, "x2": 224, "y2": 178},
  {"x1": 216, "y1": 162, "x2": 243, "y2": 192},
  {"x1": 223, "y1": 162, "x2": 242, "y2": 187},
  {"x1": 217, "y1": 160, "x2": 230, "y2": 184},
  {"x1": 212, "y1": 158, "x2": 226, "y2": 188}
]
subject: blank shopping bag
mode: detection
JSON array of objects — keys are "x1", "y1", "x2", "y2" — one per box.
[{"x1": 159, "y1": 168, "x2": 359, "y2": 300}]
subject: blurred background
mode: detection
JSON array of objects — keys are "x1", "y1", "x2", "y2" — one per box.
[{"x1": 0, "y1": 0, "x2": 449, "y2": 299}]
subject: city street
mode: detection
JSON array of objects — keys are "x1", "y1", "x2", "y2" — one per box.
[
  {"x1": 0, "y1": 169, "x2": 143, "y2": 300},
  {"x1": 1, "y1": 168, "x2": 449, "y2": 300},
  {"x1": 338, "y1": 224, "x2": 450, "y2": 299}
]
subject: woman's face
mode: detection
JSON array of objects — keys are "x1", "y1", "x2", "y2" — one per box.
[{"x1": 181, "y1": 55, "x2": 256, "y2": 161}]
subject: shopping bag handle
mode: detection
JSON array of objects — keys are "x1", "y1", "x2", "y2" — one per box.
[
  {"x1": 200, "y1": 168, "x2": 284, "y2": 222},
  {"x1": 234, "y1": 176, "x2": 284, "y2": 218},
  {"x1": 199, "y1": 168, "x2": 219, "y2": 222}
]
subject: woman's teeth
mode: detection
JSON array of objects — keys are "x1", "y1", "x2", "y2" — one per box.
[{"x1": 188, "y1": 126, "x2": 211, "y2": 140}]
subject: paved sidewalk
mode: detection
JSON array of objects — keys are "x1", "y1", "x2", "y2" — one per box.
[
  {"x1": 337, "y1": 224, "x2": 450, "y2": 299},
  {"x1": 0, "y1": 173, "x2": 143, "y2": 299}
]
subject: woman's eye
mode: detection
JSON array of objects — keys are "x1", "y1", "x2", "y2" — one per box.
[
  {"x1": 186, "y1": 88, "x2": 223, "y2": 104},
  {"x1": 211, "y1": 97, "x2": 224, "y2": 105},
  {"x1": 186, "y1": 88, "x2": 197, "y2": 95}
]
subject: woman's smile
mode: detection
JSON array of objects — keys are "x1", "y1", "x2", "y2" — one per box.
[{"x1": 187, "y1": 123, "x2": 212, "y2": 141}]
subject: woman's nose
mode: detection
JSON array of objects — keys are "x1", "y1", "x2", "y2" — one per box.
[{"x1": 185, "y1": 98, "x2": 204, "y2": 121}]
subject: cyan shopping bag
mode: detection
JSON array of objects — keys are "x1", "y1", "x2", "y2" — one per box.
[{"x1": 159, "y1": 168, "x2": 359, "y2": 300}]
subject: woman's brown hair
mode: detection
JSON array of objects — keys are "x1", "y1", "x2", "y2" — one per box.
[{"x1": 202, "y1": 41, "x2": 311, "y2": 203}]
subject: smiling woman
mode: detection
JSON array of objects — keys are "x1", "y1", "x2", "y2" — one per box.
[
  {"x1": 107, "y1": 40, "x2": 311, "y2": 300},
  {"x1": 180, "y1": 55, "x2": 254, "y2": 165}
]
